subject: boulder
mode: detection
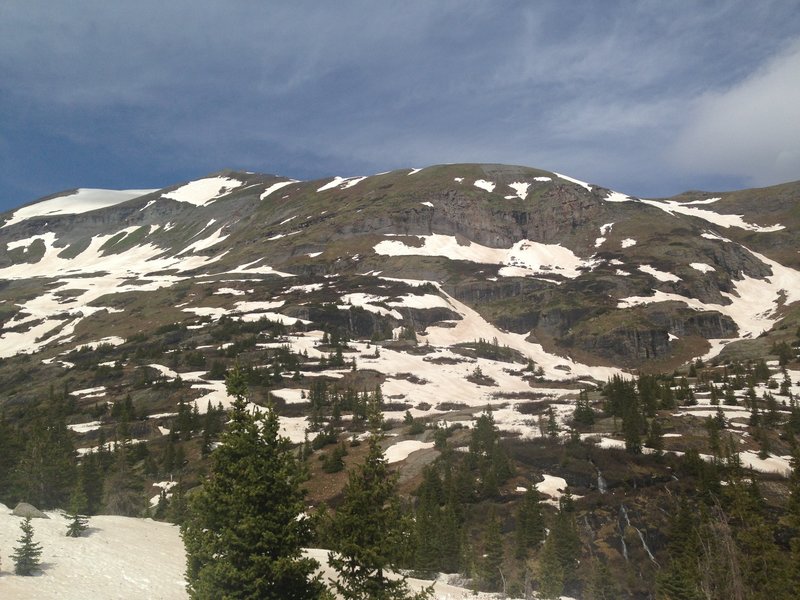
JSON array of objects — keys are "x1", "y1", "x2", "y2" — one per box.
[{"x1": 12, "y1": 502, "x2": 50, "y2": 519}]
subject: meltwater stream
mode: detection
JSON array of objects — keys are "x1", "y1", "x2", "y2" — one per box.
[{"x1": 619, "y1": 504, "x2": 658, "y2": 566}]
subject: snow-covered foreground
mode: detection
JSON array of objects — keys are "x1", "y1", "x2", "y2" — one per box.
[
  {"x1": 0, "y1": 504, "x2": 187, "y2": 599},
  {"x1": 0, "y1": 505, "x2": 554, "y2": 600}
]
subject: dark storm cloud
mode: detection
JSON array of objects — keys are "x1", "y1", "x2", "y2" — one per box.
[{"x1": 1, "y1": 1, "x2": 799, "y2": 209}]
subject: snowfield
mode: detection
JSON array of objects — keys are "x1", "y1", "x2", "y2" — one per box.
[{"x1": 0, "y1": 505, "x2": 540, "y2": 600}]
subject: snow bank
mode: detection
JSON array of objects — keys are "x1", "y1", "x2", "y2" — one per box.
[
  {"x1": 507, "y1": 182, "x2": 530, "y2": 200},
  {"x1": 385, "y1": 440, "x2": 435, "y2": 464},
  {"x1": 554, "y1": 172, "x2": 592, "y2": 191},
  {"x1": 260, "y1": 180, "x2": 297, "y2": 200},
  {"x1": 474, "y1": 179, "x2": 495, "y2": 193},
  {"x1": 2, "y1": 189, "x2": 155, "y2": 228},
  {"x1": 690, "y1": 262, "x2": 715, "y2": 273},
  {"x1": 639, "y1": 264, "x2": 681, "y2": 283},
  {"x1": 374, "y1": 234, "x2": 596, "y2": 280},
  {"x1": 163, "y1": 176, "x2": 243, "y2": 206},
  {"x1": 640, "y1": 198, "x2": 785, "y2": 232},
  {"x1": 317, "y1": 176, "x2": 366, "y2": 192}
]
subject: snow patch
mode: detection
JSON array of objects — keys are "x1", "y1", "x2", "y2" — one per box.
[
  {"x1": 374, "y1": 234, "x2": 596, "y2": 280},
  {"x1": 604, "y1": 191, "x2": 632, "y2": 203},
  {"x1": 163, "y1": 176, "x2": 243, "y2": 206},
  {"x1": 640, "y1": 198, "x2": 785, "y2": 232},
  {"x1": 385, "y1": 440, "x2": 435, "y2": 464},
  {"x1": 260, "y1": 180, "x2": 296, "y2": 200},
  {"x1": 508, "y1": 181, "x2": 530, "y2": 200},
  {"x1": 690, "y1": 262, "x2": 715, "y2": 273},
  {"x1": 67, "y1": 421, "x2": 103, "y2": 434},
  {"x1": 474, "y1": 179, "x2": 496, "y2": 193},
  {"x1": 317, "y1": 176, "x2": 366, "y2": 192},
  {"x1": 639, "y1": 265, "x2": 680, "y2": 282},
  {"x1": 554, "y1": 172, "x2": 592, "y2": 191}
]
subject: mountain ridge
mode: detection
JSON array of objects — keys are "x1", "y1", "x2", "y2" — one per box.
[{"x1": 1, "y1": 163, "x2": 798, "y2": 371}]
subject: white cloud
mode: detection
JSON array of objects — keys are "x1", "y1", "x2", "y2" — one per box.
[{"x1": 669, "y1": 39, "x2": 800, "y2": 187}]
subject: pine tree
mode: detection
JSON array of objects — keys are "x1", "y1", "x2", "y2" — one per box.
[
  {"x1": 12, "y1": 517, "x2": 43, "y2": 576},
  {"x1": 544, "y1": 498, "x2": 581, "y2": 588},
  {"x1": 514, "y1": 487, "x2": 545, "y2": 559},
  {"x1": 572, "y1": 389, "x2": 595, "y2": 427},
  {"x1": 103, "y1": 445, "x2": 145, "y2": 516},
  {"x1": 787, "y1": 451, "x2": 800, "y2": 591},
  {"x1": 66, "y1": 476, "x2": 90, "y2": 537},
  {"x1": 646, "y1": 418, "x2": 664, "y2": 455},
  {"x1": 537, "y1": 538, "x2": 565, "y2": 600},
  {"x1": 657, "y1": 500, "x2": 703, "y2": 600},
  {"x1": 181, "y1": 366, "x2": 325, "y2": 599},
  {"x1": 79, "y1": 452, "x2": 104, "y2": 515},
  {"x1": 14, "y1": 412, "x2": 77, "y2": 509},
  {"x1": 328, "y1": 436, "x2": 431, "y2": 600},
  {"x1": 587, "y1": 559, "x2": 621, "y2": 599},
  {"x1": 479, "y1": 508, "x2": 505, "y2": 592},
  {"x1": 0, "y1": 416, "x2": 22, "y2": 506}
]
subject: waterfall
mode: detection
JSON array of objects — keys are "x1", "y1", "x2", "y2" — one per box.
[
  {"x1": 620, "y1": 504, "x2": 659, "y2": 566},
  {"x1": 597, "y1": 468, "x2": 607, "y2": 494},
  {"x1": 618, "y1": 506, "x2": 629, "y2": 561}
]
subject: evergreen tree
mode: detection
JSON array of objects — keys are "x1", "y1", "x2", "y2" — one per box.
[
  {"x1": 572, "y1": 389, "x2": 595, "y2": 427},
  {"x1": 537, "y1": 538, "x2": 565, "y2": 599},
  {"x1": 328, "y1": 436, "x2": 431, "y2": 600},
  {"x1": 657, "y1": 500, "x2": 703, "y2": 600},
  {"x1": 725, "y1": 477, "x2": 792, "y2": 600},
  {"x1": 587, "y1": 559, "x2": 621, "y2": 599},
  {"x1": 181, "y1": 367, "x2": 325, "y2": 599},
  {"x1": 514, "y1": 487, "x2": 545, "y2": 559},
  {"x1": 547, "y1": 499, "x2": 581, "y2": 587},
  {"x1": 646, "y1": 418, "x2": 664, "y2": 456},
  {"x1": 479, "y1": 509, "x2": 505, "y2": 592},
  {"x1": 787, "y1": 451, "x2": 800, "y2": 591},
  {"x1": 465, "y1": 412, "x2": 512, "y2": 499},
  {"x1": 103, "y1": 445, "x2": 145, "y2": 516},
  {"x1": 412, "y1": 467, "x2": 444, "y2": 572},
  {"x1": 0, "y1": 416, "x2": 22, "y2": 505},
  {"x1": 12, "y1": 517, "x2": 43, "y2": 576},
  {"x1": 14, "y1": 412, "x2": 77, "y2": 509},
  {"x1": 66, "y1": 475, "x2": 90, "y2": 537},
  {"x1": 80, "y1": 452, "x2": 104, "y2": 515}
]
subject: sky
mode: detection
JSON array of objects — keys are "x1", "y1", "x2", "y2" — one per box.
[{"x1": 1, "y1": 0, "x2": 799, "y2": 212}]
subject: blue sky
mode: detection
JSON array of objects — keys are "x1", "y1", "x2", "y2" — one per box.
[{"x1": 1, "y1": 1, "x2": 799, "y2": 212}]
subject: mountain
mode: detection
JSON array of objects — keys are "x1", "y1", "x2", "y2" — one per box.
[
  {"x1": 1, "y1": 163, "x2": 797, "y2": 372},
  {"x1": 1, "y1": 163, "x2": 799, "y2": 598}
]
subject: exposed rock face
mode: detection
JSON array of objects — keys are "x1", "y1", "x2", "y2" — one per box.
[
  {"x1": 575, "y1": 327, "x2": 671, "y2": 365},
  {"x1": 648, "y1": 309, "x2": 738, "y2": 339}
]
